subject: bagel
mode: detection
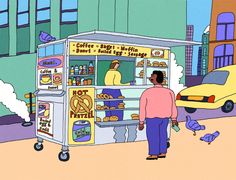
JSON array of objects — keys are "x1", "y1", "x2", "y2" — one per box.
[
  {"x1": 96, "y1": 105, "x2": 102, "y2": 110},
  {"x1": 104, "y1": 94, "x2": 110, "y2": 99},
  {"x1": 96, "y1": 117, "x2": 101, "y2": 122},
  {"x1": 100, "y1": 94, "x2": 105, "y2": 99},
  {"x1": 109, "y1": 116, "x2": 119, "y2": 121},
  {"x1": 118, "y1": 96, "x2": 125, "y2": 99},
  {"x1": 103, "y1": 117, "x2": 109, "y2": 122}
]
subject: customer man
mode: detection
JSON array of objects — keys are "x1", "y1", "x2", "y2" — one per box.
[{"x1": 139, "y1": 70, "x2": 178, "y2": 160}]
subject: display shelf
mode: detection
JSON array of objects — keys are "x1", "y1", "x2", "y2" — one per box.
[
  {"x1": 136, "y1": 76, "x2": 168, "y2": 79},
  {"x1": 135, "y1": 76, "x2": 144, "y2": 79},
  {"x1": 95, "y1": 108, "x2": 139, "y2": 112},
  {"x1": 69, "y1": 74, "x2": 95, "y2": 77},
  {"x1": 136, "y1": 66, "x2": 168, "y2": 68},
  {"x1": 95, "y1": 98, "x2": 140, "y2": 102},
  {"x1": 95, "y1": 120, "x2": 140, "y2": 127}
]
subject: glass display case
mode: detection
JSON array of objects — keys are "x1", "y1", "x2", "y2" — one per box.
[
  {"x1": 94, "y1": 87, "x2": 146, "y2": 127},
  {"x1": 135, "y1": 58, "x2": 169, "y2": 86}
]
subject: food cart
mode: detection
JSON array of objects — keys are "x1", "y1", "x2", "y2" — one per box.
[{"x1": 34, "y1": 31, "x2": 200, "y2": 161}]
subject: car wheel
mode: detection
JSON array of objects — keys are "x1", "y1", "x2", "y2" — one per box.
[
  {"x1": 221, "y1": 100, "x2": 234, "y2": 113},
  {"x1": 184, "y1": 107, "x2": 197, "y2": 113}
]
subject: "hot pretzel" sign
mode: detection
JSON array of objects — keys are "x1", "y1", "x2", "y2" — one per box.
[{"x1": 68, "y1": 87, "x2": 95, "y2": 145}]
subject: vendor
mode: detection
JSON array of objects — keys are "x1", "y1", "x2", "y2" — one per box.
[
  {"x1": 102, "y1": 60, "x2": 134, "y2": 121},
  {"x1": 104, "y1": 60, "x2": 131, "y2": 86}
]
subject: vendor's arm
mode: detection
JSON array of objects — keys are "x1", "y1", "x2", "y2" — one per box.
[
  {"x1": 113, "y1": 71, "x2": 130, "y2": 86},
  {"x1": 139, "y1": 91, "x2": 147, "y2": 124}
]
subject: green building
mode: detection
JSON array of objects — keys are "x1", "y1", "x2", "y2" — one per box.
[
  {"x1": 201, "y1": 32, "x2": 209, "y2": 75},
  {"x1": 0, "y1": 0, "x2": 187, "y2": 117}
]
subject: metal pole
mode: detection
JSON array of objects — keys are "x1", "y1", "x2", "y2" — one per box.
[{"x1": 29, "y1": 92, "x2": 33, "y2": 114}]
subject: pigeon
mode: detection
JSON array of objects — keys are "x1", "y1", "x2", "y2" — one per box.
[
  {"x1": 39, "y1": 31, "x2": 56, "y2": 43},
  {"x1": 200, "y1": 131, "x2": 220, "y2": 145},
  {"x1": 185, "y1": 115, "x2": 206, "y2": 136}
]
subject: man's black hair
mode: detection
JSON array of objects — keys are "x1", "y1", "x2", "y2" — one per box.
[{"x1": 153, "y1": 70, "x2": 164, "y2": 83}]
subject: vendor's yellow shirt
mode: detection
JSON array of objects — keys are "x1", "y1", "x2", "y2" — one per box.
[{"x1": 104, "y1": 69, "x2": 130, "y2": 86}]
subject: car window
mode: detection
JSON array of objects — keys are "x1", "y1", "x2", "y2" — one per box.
[{"x1": 202, "y1": 71, "x2": 229, "y2": 85}]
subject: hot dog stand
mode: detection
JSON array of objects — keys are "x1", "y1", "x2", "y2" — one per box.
[{"x1": 34, "y1": 31, "x2": 200, "y2": 161}]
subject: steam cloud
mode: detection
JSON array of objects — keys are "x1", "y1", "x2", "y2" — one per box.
[
  {"x1": 0, "y1": 80, "x2": 30, "y2": 122},
  {"x1": 169, "y1": 53, "x2": 186, "y2": 96}
]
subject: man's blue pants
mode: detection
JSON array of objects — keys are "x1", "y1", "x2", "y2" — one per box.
[{"x1": 146, "y1": 117, "x2": 169, "y2": 155}]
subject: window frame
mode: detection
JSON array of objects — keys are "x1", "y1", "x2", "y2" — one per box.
[
  {"x1": 17, "y1": 0, "x2": 30, "y2": 28},
  {"x1": 36, "y1": 0, "x2": 51, "y2": 24},
  {"x1": 216, "y1": 12, "x2": 235, "y2": 41},
  {"x1": 60, "y1": 0, "x2": 78, "y2": 25},
  {"x1": 0, "y1": 0, "x2": 9, "y2": 28},
  {"x1": 213, "y1": 44, "x2": 234, "y2": 69}
]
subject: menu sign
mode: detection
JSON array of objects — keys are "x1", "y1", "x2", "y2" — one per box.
[
  {"x1": 37, "y1": 101, "x2": 54, "y2": 138},
  {"x1": 68, "y1": 87, "x2": 95, "y2": 145},
  {"x1": 37, "y1": 56, "x2": 64, "y2": 90},
  {"x1": 69, "y1": 42, "x2": 169, "y2": 59}
]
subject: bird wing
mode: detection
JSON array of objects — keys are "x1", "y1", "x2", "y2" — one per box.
[{"x1": 201, "y1": 134, "x2": 214, "y2": 142}]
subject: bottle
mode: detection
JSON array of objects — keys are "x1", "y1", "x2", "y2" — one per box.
[
  {"x1": 83, "y1": 79, "x2": 88, "y2": 86},
  {"x1": 76, "y1": 77, "x2": 81, "y2": 86},
  {"x1": 70, "y1": 66, "x2": 74, "y2": 75},
  {"x1": 68, "y1": 78, "x2": 72, "y2": 86},
  {"x1": 80, "y1": 78, "x2": 84, "y2": 85},
  {"x1": 72, "y1": 78, "x2": 76, "y2": 86},
  {"x1": 74, "y1": 65, "x2": 79, "y2": 75},
  {"x1": 79, "y1": 65, "x2": 83, "y2": 75},
  {"x1": 83, "y1": 65, "x2": 87, "y2": 75},
  {"x1": 88, "y1": 61, "x2": 94, "y2": 74}
]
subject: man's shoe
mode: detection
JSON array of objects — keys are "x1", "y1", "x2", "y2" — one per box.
[
  {"x1": 146, "y1": 155, "x2": 158, "y2": 160},
  {"x1": 158, "y1": 154, "x2": 166, "y2": 158}
]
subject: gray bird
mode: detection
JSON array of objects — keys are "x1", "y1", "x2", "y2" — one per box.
[
  {"x1": 185, "y1": 115, "x2": 206, "y2": 136},
  {"x1": 200, "y1": 131, "x2": 220, "y2": 145}
]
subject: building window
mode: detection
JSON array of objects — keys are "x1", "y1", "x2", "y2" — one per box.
[
  {"x1": 36, "y1": 0, "x2": 50, "y2": 23},
  {"x1": 216, "y1": 12, "x2": 235, "y2": 41},
  {"x1": 203, "y1": 47, "x2": 208, "y2": 56},
  {"x1": 60, "y1": 0, "x2": 78, "y2": 24},
  {"x1": 17, "y1": 0, "x2": 29, "y2": 27},
  {"x1": 38, "y1": 43, "x2": 64, "y2": 58},
  {"x1": 0, "y1": 0, "x2": 9, "y2": 27},
  {"x1": 203, "y1": 36, "x2": 208, "y2": 44},
  {"x1": 214, "y1": 44, "x2": 234, "y2": 69}
]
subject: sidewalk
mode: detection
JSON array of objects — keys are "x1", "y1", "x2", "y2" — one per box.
[{"x1": 0, "y1": 117, "x2": 234, "y2": 180}]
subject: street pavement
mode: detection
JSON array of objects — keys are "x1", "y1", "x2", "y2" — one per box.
[{"x1": 0, "y1": 116, "x2": 235, "y2": 180}]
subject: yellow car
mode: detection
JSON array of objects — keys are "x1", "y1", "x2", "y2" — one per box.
[{"x1": 176, "y1": 65, "x2": 236, "y2": 113}]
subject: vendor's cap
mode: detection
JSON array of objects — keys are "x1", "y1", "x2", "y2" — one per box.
[{"x1": 112, "y1": 60, "x2": 120, "y2": 64}]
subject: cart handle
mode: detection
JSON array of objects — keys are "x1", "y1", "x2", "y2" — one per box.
[{"x1": 34, "y1": 90, "x2": 66, "y2": 97}]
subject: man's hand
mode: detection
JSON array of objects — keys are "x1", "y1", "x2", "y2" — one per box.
[
  {"x1": 139, "y1": 122, "x2": 144, "y2": 131},
  {"x1": 172, "y1": 120, "x2": 178, "y2": 127}
]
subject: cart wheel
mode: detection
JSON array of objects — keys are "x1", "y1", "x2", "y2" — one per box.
[
  {"x1": 58, "y1": 152, "x2": 70, "y2": 162},
  {"x1": 34, "y1": 143, "x2": 43, "y2": 151},
  {"x1": 167, "y1": 142, "x2": 170, "y2": 148}
]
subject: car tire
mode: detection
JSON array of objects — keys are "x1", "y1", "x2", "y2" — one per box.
[
  {"x1": 184, "y1": 107, "x2": 197, "y2": 113},
  {"x1": 221, "y1": 100, "x2": 234, "y2": 113}
]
